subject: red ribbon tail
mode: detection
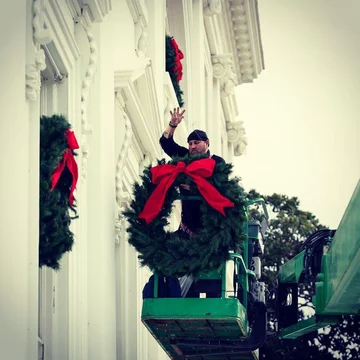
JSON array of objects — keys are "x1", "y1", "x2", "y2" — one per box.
[
  {"x1": 192, "y1": 175, "x2": 234, "y2": 216},
  {"x1": 50, "y1": 156, "x2": 66, "y2": 191},
  {"x1": 138, "y1": 173, "x2": 178, "y2": 224},
  {"x1": 65, "y1": 129, "x2": 80, "y2": 149},
  {"x1": 66, "y1": 150, "x2": 78, "y2": 206},
  {"x1": 50, "y1": 149, "x2": 78, "y2": 206}
]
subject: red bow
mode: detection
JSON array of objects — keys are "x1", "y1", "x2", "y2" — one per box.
[
  {"x1": 138, "y1": 158, "x2": 234, "y2": 224},
  {"x1": 50, "y1": 129, "x2": 79, "y2": 206},
  {"x1": 170, "y1": 38, "x2": 184, "y2": 81}
]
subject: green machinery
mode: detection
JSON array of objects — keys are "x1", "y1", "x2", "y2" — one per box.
[
  {"x1": 142, "y1": 198, "x2": 269, "y2": 360},
  {"x1": 141, "y1": 179, "x2": 360, "y2": 358},
  {"x1": 277, "y1": 179, "x2": 360, "y2": 339}
]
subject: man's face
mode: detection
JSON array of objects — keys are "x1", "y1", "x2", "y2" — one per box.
[{"x1": 188, "y1": 140, "x2": 209, "y2": 155}]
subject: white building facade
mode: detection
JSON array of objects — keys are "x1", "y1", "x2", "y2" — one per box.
[{"x1": 0, "y1": 1, "x2": 263, "y2": 359}]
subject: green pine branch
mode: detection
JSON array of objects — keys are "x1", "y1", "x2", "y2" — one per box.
[
  {"x1": 123, "y1": 154, "x2": 246, "y2": 277},
  {"x1": 166, "y1": 35, "x2": 185, "y2": 107},
  {"x1": 39, "y1": 115, "x2": 77, "y2": 270}
]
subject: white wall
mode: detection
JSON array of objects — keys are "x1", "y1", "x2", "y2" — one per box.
[
  {"x1": 0, "y1": 1, "x2": 38, "y2": 359},
  {"x1": 86, "y1": 18, "x2": 118, "y2": 357}
]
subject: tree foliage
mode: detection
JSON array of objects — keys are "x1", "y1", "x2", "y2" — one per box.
[{"x1": 246, "y1": 190, "x2": 360, "y2": 359}]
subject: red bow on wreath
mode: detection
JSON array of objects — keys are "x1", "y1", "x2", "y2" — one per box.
[
  {"x1": 138, "y1": 158, "x2": 234, "y2": 224},
  {"x1": 170, "y1": 38, "x2": 184, "y2": 81},
  {"x1": 50, "y1": 129, "x2": 79, "y2": 206}
]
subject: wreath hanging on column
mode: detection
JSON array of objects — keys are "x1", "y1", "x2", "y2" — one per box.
[
  {"x1": 166, "y1": 35, "x2": 185, "y2": 107},
  {"x1": 39, "y1": 114, "x2": 79, "y2": 269},
  {"x1": 123, "y1": 154, "x2": 247, "y2": 277}
]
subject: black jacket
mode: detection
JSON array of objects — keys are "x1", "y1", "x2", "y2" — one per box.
[{"x1": 159, "y1": 135, "x2": 225, "y2": 232}]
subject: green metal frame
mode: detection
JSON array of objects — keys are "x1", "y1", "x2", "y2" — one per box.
[
  {"x1": 279, "y1": 315, "x2": 337, "y2": 340},
  {"x1": 278, "y1": 251, "x2": 305, "y2": 283},
  {"x1": 319, "y1": 179, "x2": 360, "y2": 315},
  {"x1": 278, "y1": 179, "x2": 360, "y2": 339}
]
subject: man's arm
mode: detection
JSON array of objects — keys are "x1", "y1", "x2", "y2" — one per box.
[
  {"x1": 162, "y1": 123, "x2": 176, "y2": 139},
  {"x1": 159, "y1": 108, "x2": 188, "y2": 158},
  {"x1": 162, "y1": 107, "x2": 185, "y2": 138}
]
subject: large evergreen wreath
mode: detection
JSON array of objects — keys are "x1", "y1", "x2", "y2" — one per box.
[
  {"x1": 40, "y1": 115, "x2": 79, "y2": 269},
  {"x1": 123, "y1": 154, "x2": 247, "y2": 277}
]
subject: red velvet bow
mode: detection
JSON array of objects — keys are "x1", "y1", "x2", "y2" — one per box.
[
  {"x1": 138, "y1": 158, "x2": 234, "y2": 224},
  {"x1": 50, "y1": 129, "x2": 79, "y2": 206},
  {"x1": 170, "y1": 38, "x2": 184, "y2": 81}
]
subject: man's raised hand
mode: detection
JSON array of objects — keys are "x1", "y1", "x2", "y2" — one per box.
[{"x1": 170, "y1": 107, "x2": 186, "y2": 126}]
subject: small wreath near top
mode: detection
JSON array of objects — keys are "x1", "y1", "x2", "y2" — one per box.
[{"x1": 123, "y1": 154, "x2": 247, "y2": 277}]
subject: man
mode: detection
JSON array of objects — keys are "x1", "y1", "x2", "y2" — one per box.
[
  {"x1": 160, "y1": 107, "x2": 225, "y2": 235},
  {"x1": 159, "y1": 107, "x2": 225, "y2": 297}
]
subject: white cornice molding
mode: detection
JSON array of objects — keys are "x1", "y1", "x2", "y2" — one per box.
[
  {"x1": 66, "y1": 0, "x2": 82, "y2": 19},
  {"x1": 226, "y1": 120, "x2": 247, "y2": 156},
  {"x1": 115, "y1": 92, "x2": 133, "y2": 210},
  {"x1": 126, "y1": 0, "x2": 148, "y2": 27},
  {"x1": 82, "y1": 0, "x2": 112, "y2": 22},
  {"x1": 126, "y1": 0, "x2": 148, "y2": 58},
  {"x1": 44, "y1": 0, "x2": 81, "y2": 71},
  {"x1": 203, "y1": 0, "x2": 222, "y2": 17},
  {"x1": 229, "y1": 0, "x2": 264, "y2": 83},
  {"x1": 66, "y1": 1, "x2": 112, "y2": 26},
  {"x1": 206, "y1": 0, "x2": 264, "y2": 85},
  {"x1": 114, "y1": 63, "x2": 161, "y2": 160}
]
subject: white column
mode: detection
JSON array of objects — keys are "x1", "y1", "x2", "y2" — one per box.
[
  {"x1": 146, "y1": 0, "x2": 166, "y2": 116},
  {"x1": 190, "y1": 0, "x2": 205, "y2": 129},
  {"x1": 86, "y1": 19, "x2": 117, "y2": 360},
  {"x1": 209, "y1": 78, "x2": 222, "y2": 156},
  {"x1": 167, "y1": 0, "x2": 193, "y2": 128},
  {"x1": 67, "y1": 58, "x2": 88, "y2": 360},
  {"x1": 0, "y1": 1, "x2": 38, "y2": 360}
]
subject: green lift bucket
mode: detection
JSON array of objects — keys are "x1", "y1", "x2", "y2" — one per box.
[
  {"x1": 141, "y1": 198, "x2": 268, "y2": 359},
  {"x1": 142, "y1": 297, "x2": 263, "y2": 359}
]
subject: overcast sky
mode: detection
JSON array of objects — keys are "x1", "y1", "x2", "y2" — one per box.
[{"x1": 234, "y1": 0, "x2": 360, "y2": 228}]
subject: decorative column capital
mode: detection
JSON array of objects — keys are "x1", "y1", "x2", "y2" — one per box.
[
  {"x1": 212, "y1": 54, "x2": 234, "y2": 79},
  {"x1": 135, "y1": 18, "x2": 148, "y2": 58},
  {"x1": 204, "y1": 0, "x2": 222, "y2": 17},
  {"x1": 212, "y1": 54, "x2": 237, "y2": 97},
  {"x1": 26, "y1": 0, "x2": 53, "y2": 102},
  {"x1": 33, "y1": 0, "x2": 53, "y2": 45},
  {"x1": 26, "y1": 47, "x2": 46, "y2": 101},
  {"x1": 226, "y1": 121, "x2": 247, "y2": 156}
]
